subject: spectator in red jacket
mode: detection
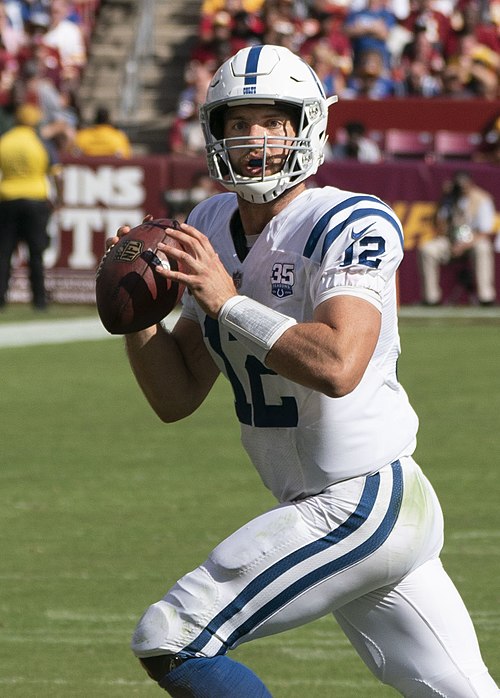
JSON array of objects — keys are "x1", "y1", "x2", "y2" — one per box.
[
  {"x1": 401, "y1": 0, "x2": 452, "y2": 54},
  {"x1": 400, "y1": 23, "x2": 445, "y2": 75},
  {"x1": 445, "y1": 0, "x2": 500, "y2": 57}
]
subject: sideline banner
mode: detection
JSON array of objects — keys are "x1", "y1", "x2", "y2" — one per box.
[
  {"x1": 7, "y1": 156, "x2": 499, "y2": 305},
  {"x1": 8, "y1": 156, "x2": 169, "y2": 304}
]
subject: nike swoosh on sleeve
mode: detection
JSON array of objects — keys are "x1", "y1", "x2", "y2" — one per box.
[{"x1": 351, "y1": 223, "x2": 375, "y2": 240}]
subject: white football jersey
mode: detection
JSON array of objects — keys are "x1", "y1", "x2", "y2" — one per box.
[{"x1": 181, "y1": 187, "x2": 418, "y2": 502}]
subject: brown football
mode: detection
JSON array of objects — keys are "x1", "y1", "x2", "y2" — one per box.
[{"x1": 95, "y1": 218, "x2": 185, "y2": 334}]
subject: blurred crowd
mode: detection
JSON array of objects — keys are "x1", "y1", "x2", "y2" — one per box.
[
  {"x1": 0, "y1": 0, "x2": 497, "y2": 309},
  {"x1": 1, "y1": 0, "x2": 499, "y2": 161},
  {"x1": 0, "y1": 0, "x2": 105, "y2": 152},
  {"x1": 169, "y1": 0, "x2": 500, "y2": 156}
]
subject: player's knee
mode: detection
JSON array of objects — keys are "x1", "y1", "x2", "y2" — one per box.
[
  {"x1": 132, "y1": 602, "x2": 200, "y2": 685},
  {"x1": 131, "y1": 600, "x2": 182, "y2": 657},
  {"x1": 132, "y1": 568, "x2": 221, "y2": 658}
]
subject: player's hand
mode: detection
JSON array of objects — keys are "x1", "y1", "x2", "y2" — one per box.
[
  {"x1": 105, "y1": 214, "x2": 154, "y2": 250},
  {"x1": 152, "y1": 221, "x2": 238, "y2": 319}
]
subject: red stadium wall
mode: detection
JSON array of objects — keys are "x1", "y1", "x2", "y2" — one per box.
[
  {"x1": 7, "y1": 155, "x2": 500, "y2": 306},
  {"x1": 327, "y1": 99, "x2": 500, "y2": 137}
]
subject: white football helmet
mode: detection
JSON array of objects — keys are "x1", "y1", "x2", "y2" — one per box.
[{"x1": 199, "y1": 45, "x2": 338, "y2": 204}]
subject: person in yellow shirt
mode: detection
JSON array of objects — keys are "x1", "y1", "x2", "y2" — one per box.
[
  {"x1": 74, "y1": 107, "x2": 132, "y2": 158},
  {"x1": 0, "y1": 104, "x2": 62, "y2": 310},
  {"x1": 201, "y1": 0, "x2": 265, "y2": 14}
]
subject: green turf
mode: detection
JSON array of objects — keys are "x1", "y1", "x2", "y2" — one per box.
[
  {"x1": 0, "y1": 317, "x2": 498, "y2": 696},
  {"x1": 0, "y1": 303, "x2": 98, "y2": 324}
]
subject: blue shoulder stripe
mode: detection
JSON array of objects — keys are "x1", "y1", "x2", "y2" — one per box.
[
  {"x1": 303, "y1": 195, "x2": 403, "y2": 260},
  {"x1": 321, "y1": 207, "x2": 404, "y2": 261}
]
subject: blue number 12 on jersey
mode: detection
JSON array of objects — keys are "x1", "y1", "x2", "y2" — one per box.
[{"x1": 204, "y1": 317, "x2": 298, "y2": 428}]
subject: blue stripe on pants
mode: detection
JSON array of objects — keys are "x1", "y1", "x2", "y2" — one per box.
[{"x1": 185, "y1": 461, "x2": 403, "y2": 655}]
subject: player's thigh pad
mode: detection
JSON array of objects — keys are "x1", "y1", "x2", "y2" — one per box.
[
  {"x1": 131, "y1": 499, "x2": 311, "y2": 658},
  {"x1": 131, "y1": 458, "x2": 444, "y2": 659},
  {"x1": 334, "y1": 558, "x2": 499, "y2": 697}
]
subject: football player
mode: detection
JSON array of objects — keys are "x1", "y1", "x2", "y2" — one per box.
[{"x1": 115, "y1": 46, "x2": 499, "y2": 696}]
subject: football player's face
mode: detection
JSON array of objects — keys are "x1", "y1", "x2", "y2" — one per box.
[{"x1": 223, "y1": 105, "x2": 297, "y2": 177}]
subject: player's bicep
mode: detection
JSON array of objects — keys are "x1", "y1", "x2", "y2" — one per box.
[{"x1": 314, "y1": 294, "x2": 381, "y2": 376}]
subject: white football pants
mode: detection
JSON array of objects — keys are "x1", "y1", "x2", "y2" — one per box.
[{"x1": 131, "y1": 457, "x2": 499, "y2": 697}]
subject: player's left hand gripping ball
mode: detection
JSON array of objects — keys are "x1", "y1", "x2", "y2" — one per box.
[{"x1": 95, "y1": 218, "x2": 186, "y2": 334}]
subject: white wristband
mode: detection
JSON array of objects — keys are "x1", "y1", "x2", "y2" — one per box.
[{"x1": 218, "y1": 295, "x2": 297, "y2": 365}]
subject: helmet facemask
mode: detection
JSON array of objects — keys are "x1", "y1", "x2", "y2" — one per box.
[{"x1": 199, "y1": 46, "x2": 338, "y2": 204}]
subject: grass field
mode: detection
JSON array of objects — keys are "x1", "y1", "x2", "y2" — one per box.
[{"x1": 1, "y1": 310, "x2": 499, "y2": 696}]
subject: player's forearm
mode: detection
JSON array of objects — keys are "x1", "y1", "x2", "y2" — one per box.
[{"x1": 125, "y1": 325, "x2": 202, "y2": 421}]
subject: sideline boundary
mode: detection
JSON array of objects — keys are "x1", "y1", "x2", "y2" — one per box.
[
  {"x1": 0, "y1": 307, "x2": 498, "y2": 349},
  {"x1": 0, "y1": 313, "x2": 180, "y2": 348},
  {"x1": 0, "y1": 317, "x2": 114, "y2": 348}
]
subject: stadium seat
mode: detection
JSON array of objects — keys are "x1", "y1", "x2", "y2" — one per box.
[
  {"x1": 383, "y1": 129, "x2": 433, "y2": 160},
  {"x1": 433, "y1": 130, "x2": 481, "y2": 160}
]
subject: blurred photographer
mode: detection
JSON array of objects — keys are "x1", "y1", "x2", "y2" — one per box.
[{"x1": 419, "y1": 171, "x2": 497, "y2": 306}]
